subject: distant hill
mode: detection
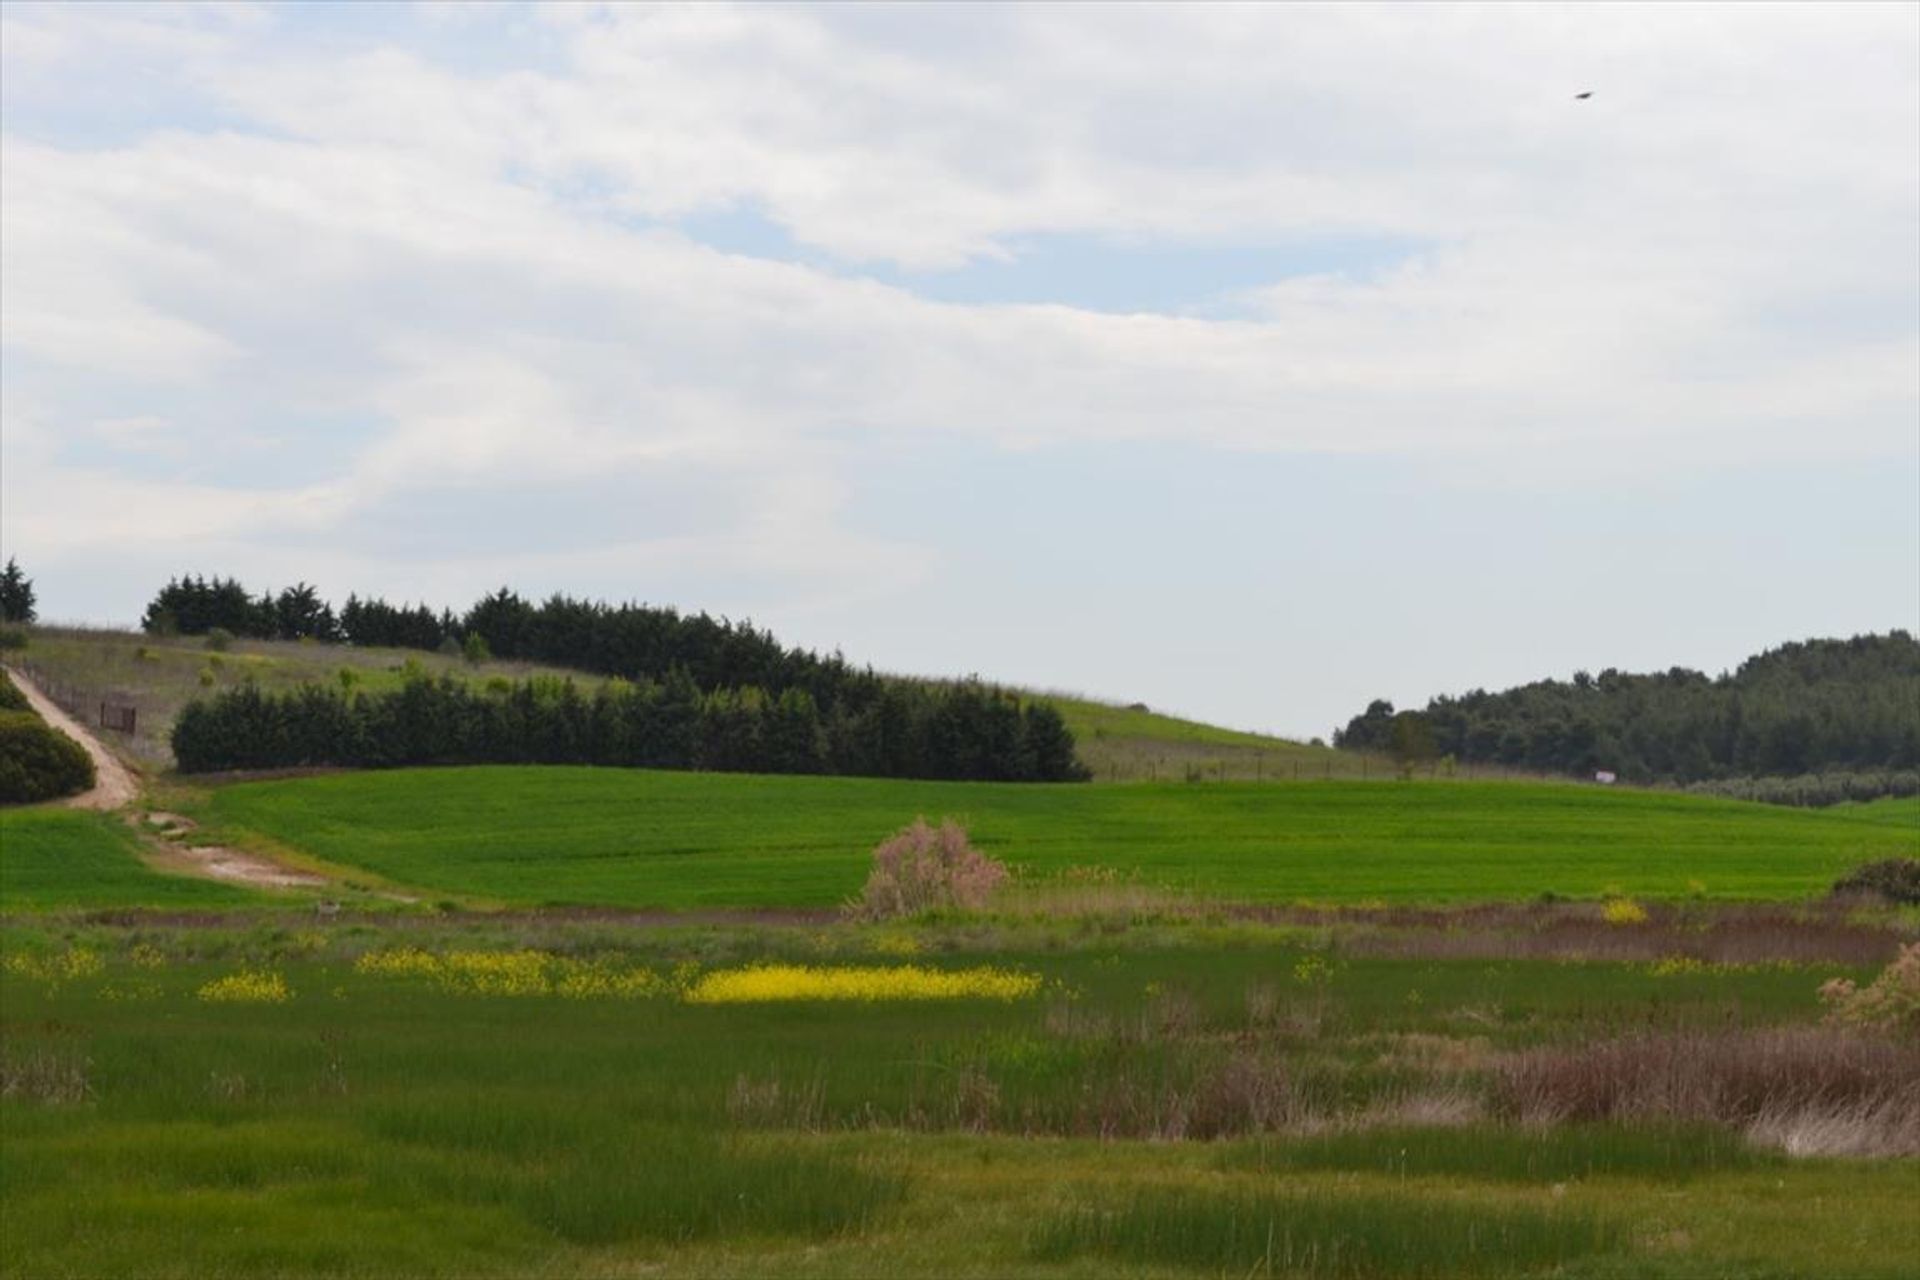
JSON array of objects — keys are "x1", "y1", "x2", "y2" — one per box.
[{"x1": 1335, "y1": 633, "x2": 1920, "y2": 800}]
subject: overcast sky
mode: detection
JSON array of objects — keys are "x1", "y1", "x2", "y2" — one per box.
[{"x1": 2, "y1": 2, "x2": 1916, "y2": 737}]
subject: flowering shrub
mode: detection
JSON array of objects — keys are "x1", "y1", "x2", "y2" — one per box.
[
  {"x1": 684, "y1": 964, "x2": 1041, "y2": 1004},
  {"x1": 849, "y1": 817, "x2": 1009, "y2": 920},
  {"x1": 1820, "y1": 943, "x2": 1920, "y2": 1035}
]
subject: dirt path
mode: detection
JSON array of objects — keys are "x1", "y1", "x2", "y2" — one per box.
[
  {"x1": 3, "y1": 663, "x2": 140, "y2": 810},
  {"x1": 139, "y1": 812, "x2": 328, "y2": 890}
]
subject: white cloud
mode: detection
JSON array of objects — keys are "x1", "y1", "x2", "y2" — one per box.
[{"x1": 0, "y1": 0, "x2": 1914, "y2": 670}]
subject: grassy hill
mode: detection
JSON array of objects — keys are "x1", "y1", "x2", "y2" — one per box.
[
  {"x1": 13, "y1": 626, "x2": 1403, "y2": 783},
  {"x1": 194, "y1": 768, "x2": 1908, "y2": 909},
  {"x1": 1047, "y1": 695, "x2": 1401, "y2": 782},
  {"x1": 9, "y1": 627, "x2": 621, "y2": 770}
]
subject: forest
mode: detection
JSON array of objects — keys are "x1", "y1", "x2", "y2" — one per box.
[{"x1": 1335, "y1": 633, "x2": 1920, "y2": 792}]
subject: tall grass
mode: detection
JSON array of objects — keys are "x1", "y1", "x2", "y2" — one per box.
[
  {"x1": 1226, "y1": 1123, "x2": 1775, "y2": 1183},
  {"x1": 1491, "y1": 1028, "x2": 1920, "y2": 1155},
  {"x1": 1031, "y1": 1187, "x2": 1620, "y2": 1276}
]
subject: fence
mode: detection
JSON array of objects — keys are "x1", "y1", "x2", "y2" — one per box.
[{"x1": 9, "y1": 660, "x2": 138, "y2": 736}]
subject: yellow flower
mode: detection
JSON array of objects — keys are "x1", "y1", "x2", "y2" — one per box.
[
  {"x1": 683, "y1": 964, "x2": 1042, "y2": 1004},
  {"x1": 1602, "y1": 898, "x2": 1649, "y2": 925},
  {"x1": 197, "y1": 970, "x2": 291, "y2": 1003}
]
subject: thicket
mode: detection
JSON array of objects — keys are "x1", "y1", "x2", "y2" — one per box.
[
  {"x1": 171, "y1": 671, "x2": 1087, "y2": 782},
  {"x1": 1337, "y1": 633, "x2": 1920, "y2": 793},
  {"x1": 149, "y1": 575, "x2": 1088, "y2": 782},
  {"x1": 1687, "y1": 770, "x2": 1920, "y2": 808},
  {"x1": 0, "y1": 674, "x2": 95, "y2": 804},
  {"x1": 1830, "y1": 860, "x2": 1920, "y2": 907}
]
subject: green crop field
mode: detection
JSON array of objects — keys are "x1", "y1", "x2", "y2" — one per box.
[
  {"x1": 197, "y1": 768, "x2": 1911, "y2": 909},
  {"x1": 0, "y1": 809, "x2": 257, "y2": 912},
  {"x1": 1834, "y1": 794, "x2": 1920, "y2": 828}
]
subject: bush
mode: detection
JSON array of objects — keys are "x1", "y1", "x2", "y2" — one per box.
[
  {"x1": 203, "y1": 627, "x2": 235, "y2": 652},
  {"x1": 847, "y1": 818, "x2": 1009, "y2": 920},
  {"x1": 0, "y1": 625, "x2": 27, "y2": 651},
  {"x1": 1820, "y1": 944, "x2": 1920, "y2": 1036},
  {"x1": 0, "y1": 671, "x2": 29, "y2": 712},
  {"x1": 1831, "y1": 859, "x2": 1920, "y2": 906},
  {"x1": 0, "y1": 709, "x2": 95, "y2": 804}
]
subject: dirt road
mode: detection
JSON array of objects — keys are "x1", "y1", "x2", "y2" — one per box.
[{"x1": 4, "y1": 664, "x2": 140, "y2": 810}]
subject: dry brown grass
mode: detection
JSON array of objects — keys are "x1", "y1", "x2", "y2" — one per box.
[{"x1": 1492, "y1": 1027, "x2": 1920, "y2": 1154}]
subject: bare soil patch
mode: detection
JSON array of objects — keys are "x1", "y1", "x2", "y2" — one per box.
[{"x1": 131, "y1": 809, "x2": 326, "y2": 890}]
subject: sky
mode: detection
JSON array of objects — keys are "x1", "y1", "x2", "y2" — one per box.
[{"x1": 1, "y1": 1, "x2": 1916, "y2": 739}]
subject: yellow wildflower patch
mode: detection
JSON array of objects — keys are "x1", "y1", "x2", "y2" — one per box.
[
  {"x1": 2, "y1": 948, "x2": 106, "y2": 984},
  {"x1": 1601, "y1": 897, "x2": 1649, "y2": 925},
  {"x1": 683, "y1": 964, "x2": 1042, "y2": 1004},
  {"x1": 352, "y1": 948, "x2": 662, "y2": 999},
  {"x1": 197, "y1": 970, "x2": 291, "y2": 1003}
]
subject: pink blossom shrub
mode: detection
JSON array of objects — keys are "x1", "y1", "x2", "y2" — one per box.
[
  {"x1": 1820, "y1": 943, "x2": 1920, "y2": 1035},
  {"x1": 849, "y1": 818, "x2": 1009, "y2": 920}
]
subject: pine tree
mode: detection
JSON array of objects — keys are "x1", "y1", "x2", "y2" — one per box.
[{"x1": 0, "y1": 557, "x2": 36, "y2": 623}]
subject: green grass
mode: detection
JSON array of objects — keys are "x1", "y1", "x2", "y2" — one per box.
[
  {"x1": 203, "y1": 768, "x2": 1914, "y2": 908},
  {"x1": 1833, "y1": 794, "x2": 1920, "y2": 829},
  {"x1": 3, "y1": 926, "x2": 1913, "y2": 1279},
  {"x1": 0, "y1": 809, "x2": 257, "y2": 911},
  {"x1": 1030, "y1": 1186, "x2": 1621, "y2": 1276},
  {"x1": 1225, "y1": 1124, "x2": 1776, "y2": 1183}
]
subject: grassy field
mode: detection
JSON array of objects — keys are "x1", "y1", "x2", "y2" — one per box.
[
  {"x1": 192, "y1": 768, "x2": 1914, "y2": 909},
  {"x1": 1834, "y1": 794, "x2": 1920, "y2": 828},
  {"x1": 2, "y1": 918, "x2": 1913, "y2": 1279},
  {"x1": 0, "y1": 809, "x2": 258, "y2": 911}
]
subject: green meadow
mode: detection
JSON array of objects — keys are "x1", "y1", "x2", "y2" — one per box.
[
  {"x1": 3, "y1": 923, "x2": 1914, "y2": 1280},
  {"x1": 194, "y1": 767, "x2": 1913, "y2": 909}
]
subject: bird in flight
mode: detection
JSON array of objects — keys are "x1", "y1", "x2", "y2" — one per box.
[{"x1": 1574, "y1": 91, "x2": 1594, "y2": 100}]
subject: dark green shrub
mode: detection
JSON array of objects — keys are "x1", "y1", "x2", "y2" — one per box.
[
  {"x1": 0, "y1": 625, "x2": 28, "y2": 651},
  {"x1": 0, "y1": 671, "x2": 29, "y2": 712},
  {"x1": 0, "y1": 709, "x2": 96, "y2": 804},
  {"x1": 204, "y1": 627, "x2": 235, "y2": 652},
  {"x1": 1832, "y1": 859, "x2": 1920, "y2": 905}
]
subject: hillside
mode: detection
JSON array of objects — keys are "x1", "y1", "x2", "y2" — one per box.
[
  {"x1": 1337, "y1": 632, "x2": 1920, "y2": 794},
  {"x1": 1046, "y1": 695, "x2": 1394, "y2": 782},
  {"x1": 11, "y1": 626, "x2": 1388, "y2": 783}
]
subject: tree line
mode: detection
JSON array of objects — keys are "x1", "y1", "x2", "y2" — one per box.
[
  {"x1": 144, "y1": 576, "x2": 341, "y2": 643},
  {"x1": 172, "y1": 669, "x2": 1086, "y2": 782},
  {"x1": 1335, "y1": 632, "x2": 1920, "y2": 792},
  {"x1": 144, "y1": 577, "x2": 882, "y2": 712}
]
